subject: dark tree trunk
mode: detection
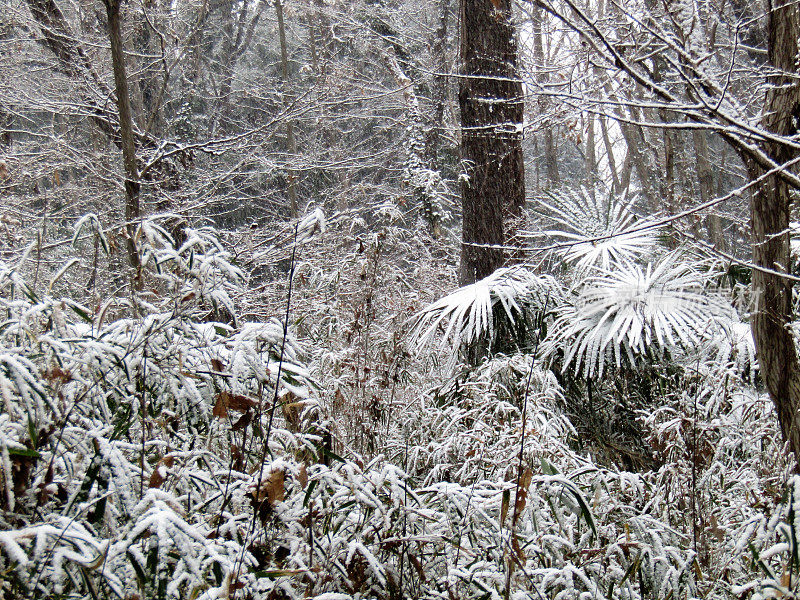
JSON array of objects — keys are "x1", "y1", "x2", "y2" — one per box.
[
  {"x1": 104, "y1": 0, "x2": 142, "y2": 286},
  {"x1": 458, "y1": 0, "x2": 525, "y2": 284},
  {"x1": 749, "y1": 0, "x2": 800, "y2": 472},
  {"x1": 0, "y1": 106, "x2": 11, "y2": 147}
]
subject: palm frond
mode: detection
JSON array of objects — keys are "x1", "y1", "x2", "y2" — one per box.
[
  {"x1": 531, "y1": 186, "x2": 658, "y2": 271},
  {"x1": 545, "y1": 252, "x2": 735, "y2": 377},
  {"x1": 409, "y1": 267, "x2": 560, "y2": 361}
]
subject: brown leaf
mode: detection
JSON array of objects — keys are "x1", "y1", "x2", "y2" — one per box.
[
  {"x1": 511, "y1": 535, "x2": 526, "y2": 561},
  {"x1": 266, "y1": 469, "x2": 285, "y2": 505},
  {"x1": 708, "y1": 514, "x2": 725, "y2": 543},
  {"x1": 297, "y1": 464, "x2": 308, "y2": 489},
  {"x1": 408, "y1": 554, "x2": 427, "y2": 582},
  {"x1": 500, "y1": 488, "x2": 510, "y2": 526},
  {"x1": 519, "y1": 468, "x2": 533, "y2": 489},
  {"x1": 514, "y1": 487, "x2": 527, "y2": 518},
  {"x1": 226, "y1": 392, "x2": 258, "y2": 412},
  {"x1": 213, "y1": 392, "x2": 258, "y2": 419},
  {"x1": 231, "y1": 410, "x2": 252, "y2": 432},
  {"x1": 148, "y1": 455, "x2": 174, "y2": 489},
  {"x1": 512, "y1": 468, "x2": 533, "y2": 521},
  {"x1": 281, "y1": 391, "x2": 302, "y2": 431},
  {"x1": 44, "y1": 367, "x2": 72, "y2": 384},
  {"x1": 334, "y1": 388, "x2": 345, "y2": 407},
  {"x1": 212, "y1": 394, "x2": 228, "y2": 419},
  {"x1": 231, "y1": 445, "x2": 244, "y2": 472},
  {"x1": 210, "y1": 358, "x2": 225, "y2": 372}
]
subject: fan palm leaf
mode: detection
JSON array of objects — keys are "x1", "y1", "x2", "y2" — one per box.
[
  {"x1": 409, "y1": 267, "x2": 560, "y2": 361},
  {"x1": 545, "y1": 253, "x2": 735, "y2": 377},
  {"x1": 532, "y1": 187, "x2": 657, "y2": 271}
]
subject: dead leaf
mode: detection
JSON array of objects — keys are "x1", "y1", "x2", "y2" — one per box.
[
  {"x1": 512, "y1": 535, "x2": 526, "y2": 561},
  {"x1": 281, "y1": 391, "x2": 302, "y2": 431},
  {"x1": 266, "y1": 469, "x2": 285, "y2": 505},
  {"x1": 44, "y1": 367, "x2": 72, "y2": 384},
  {"x1": 212, "y1": 394, "x2": 228, "y2": 419},
  {"x1": 148, "y1": 455, "x2": 175, "y2": 489},
  {"x1": 708, "y1": 513, "x2": 725, "y2": 543},
  {"x1": 500, "y1": 488, "x2": 510, "y2": 526},
  {"x1": 513, "y1": 468, "x2": 533, "y2": 520},
  {"x1": 297, "y1": 464, "x2": 308, "y2": 489},
  {"x1": 213, "y1": 392, "x2": 258, "y2": 419},
  {"x1": 231, "y1": 410, "x2": 252, "y2": 432},
  {"x1": 519, "y1": 468, "x2": 532, "y2": 489},
  {"x1": 227, "y1": 392, "x2": 258, "y2": 412}
]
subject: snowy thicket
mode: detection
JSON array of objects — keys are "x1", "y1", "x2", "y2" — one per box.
[{"x1": 0, "y1": 198, "x2": 796, "y2": 600}]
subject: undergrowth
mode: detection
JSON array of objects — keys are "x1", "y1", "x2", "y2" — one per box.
[{"x1": 0, "y1": 205, "x2": 794, "y2": 600}]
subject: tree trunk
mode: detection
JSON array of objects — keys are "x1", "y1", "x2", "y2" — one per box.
[
  {"x1": 532, "y1": 5, "x2": 559, "y2": 188},
  {"x1": 427, "y1": 0, "x2": 450, "y2": 165},
  {"x1": 585, "y1": 112, "x2": 597, "y2": 188},
  {"x1": 693, "y1": 130, "x2": 726, "y2": 250},
  {"x1": 276, "y1": 0, "x2": 298, "y2": 218},
  {"x1": 104, "y1": 0, "x2": 141, "y2": 286},
  {"x1": 750, "y1": 0, "x2": 800, "y2": 472},
  {"x1": 599, "y1": 115, "x2": 620, "y2": 193},
  {"x1": 458, "y1": 0, "x2": 525, "y2": 284}
]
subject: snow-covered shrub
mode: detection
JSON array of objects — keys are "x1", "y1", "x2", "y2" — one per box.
[
  {"x1": 410, "y1": 267, "x2": 560, "y2": 366},
  {"x1": 544, "y1": 252, "x2": 735, "y2": 378},
  {"x1": 0, "y1": 215, "x2": 318, "y2": 598}
]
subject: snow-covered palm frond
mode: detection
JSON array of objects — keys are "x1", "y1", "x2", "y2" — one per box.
[
  {"x1": 409, "y1": 267, "x2": 560, "y2": 358},
  {"x1": 296, "y1": 208, "x2": 327, "y2": 244},
  {"x1": 546, "y1": 253, "x2": 734, "y2": 377},
  {"x1": 532, "y1": 187, "x2": 657, "y2": 271},
  {"x1": 706, "y1": 319, "x2": 757, "y2": 375}
]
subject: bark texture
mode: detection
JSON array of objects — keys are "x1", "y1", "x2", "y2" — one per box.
[
  {"x1": 104, "y1": 0, "x2": 142, "y2": 283},
  {"x1": 749, "y1": 0, "x2": 800, "y2": 471},
  {"x1": 532, "y1": 5, "x2": 559, "y2": 188},
  {"x1": 458, "y1": 0, "x2": 525, "y2": 284}
]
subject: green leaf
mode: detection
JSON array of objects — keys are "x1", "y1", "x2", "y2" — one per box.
[
  {"x1": 67, "y1": 301, "x2": 92, "y2": 323},
  {"x1": 303, "y1": 479, "x2": 318, "y2": 508},
  {"x1": 540, "y1": 457, "x2": 559, "y2": 476},
  {"x1": 7, "y1": 447, "x2": 40, "y2": 459},
  {"x1": 320, "y1": 446, "x2": 346, "y2": 464}
]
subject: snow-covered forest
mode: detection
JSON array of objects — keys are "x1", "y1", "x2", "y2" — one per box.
[{"x1": 1, "y1": 0, "x2": 800, "y2": 597}]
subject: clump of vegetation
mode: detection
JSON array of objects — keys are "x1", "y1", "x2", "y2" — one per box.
[{"x1": 0, "y1": 201, "x2": 793, "y2": 600}]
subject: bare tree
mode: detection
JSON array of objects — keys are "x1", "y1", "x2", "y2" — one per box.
[{"x1": 104, "y1": 0, "x2": 141, "y2": 283}]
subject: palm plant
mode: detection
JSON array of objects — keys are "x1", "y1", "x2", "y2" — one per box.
[
  {"x1": 408, "y1": 267, "x2": 560, "y2": 366},
  {"x1": 532, "y1": 186, "x2": 658, "y2": 272},
  {"x1": 545, "y1": 252, "x2": 736, "y2": 378}
]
